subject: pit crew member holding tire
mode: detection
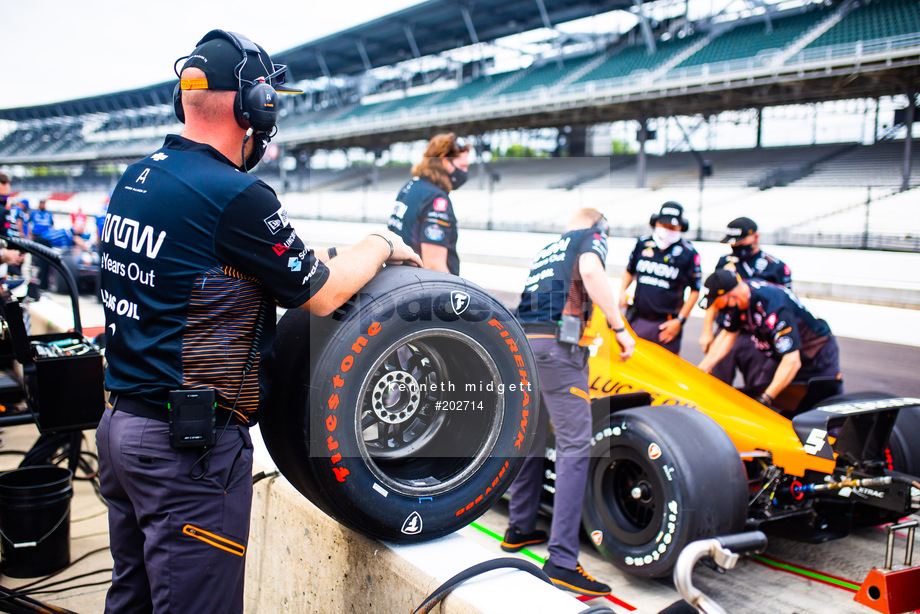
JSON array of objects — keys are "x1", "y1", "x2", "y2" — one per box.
[
  {"x1": 504, "y1": 208, "x2": 634, "y2": 596},
  {"x1": 387, "y1": 133, "x2": 470, "y2": 274},
  {"x1": 619, "y1": 202, "x2": 701, "y2": 355},
  {"x1": 701, "y1": 217, "x2": 792, "y2": 389},
  {"x1": 698, "y1": 270, "x2": 841, "y2": 407},
  {"x1": 96, "y1": 31, "x2": 420, "y2": 614}
]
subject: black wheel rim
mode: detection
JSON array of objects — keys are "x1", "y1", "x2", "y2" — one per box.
[
  {"x1": 594, "y1": 447, "x2": 665, "y2": 546},
  {"x1": 356, "y1": 328, "x2": 504, "y2": 497}
]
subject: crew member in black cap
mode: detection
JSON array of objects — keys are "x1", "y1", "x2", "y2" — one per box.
[
  {"x1": 96, "y1": 31, "x2": 420, "y2": 613},
  {"x1": 700, "y1": 217, "x2": 793, "y2": 388},
  {"x1": 620, "y1": 202, "x2": 701, "y2": 354},
  {"x1": 388, "y1": 133, "x2": 470, "y2": 274},
  {"x1": 698, "y1": 270, "x2": 841, "y2": 406}
]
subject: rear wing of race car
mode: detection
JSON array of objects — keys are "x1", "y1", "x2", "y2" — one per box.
[{"x1": 792, "y1": 396, "x2": 920, "y2": 463}]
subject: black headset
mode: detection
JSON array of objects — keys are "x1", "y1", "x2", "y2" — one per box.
[{"x1": 173, "y1": 30, "x2": 280, "y2": 133}]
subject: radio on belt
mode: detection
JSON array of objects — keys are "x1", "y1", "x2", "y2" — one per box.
[{"x1": 168, "y1": 389, "x2": 217, "y2": 448}]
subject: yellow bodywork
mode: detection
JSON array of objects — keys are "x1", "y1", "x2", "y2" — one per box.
[{"x1": 583, "y1": 308, "x2": 835, "y2": 478}]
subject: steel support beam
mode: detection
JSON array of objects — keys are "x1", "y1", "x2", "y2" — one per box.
[
  {"x1": 902, "y1": 89, "x2": 915, "y2": 192},
  {"x1": 634, "y1": 0, "x2": 657, "y2": 55},
  {"x1": 356, "y1": 40, "x2": 373, "y2": 73},
  {"x1": 636, "y1": 117, "x2": 648, "y2": 188}
]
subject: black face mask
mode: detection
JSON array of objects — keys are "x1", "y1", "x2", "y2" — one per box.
[
  {"x1": 448, "y1": 167, "x2": 468, "y2": 191},
  {"x1": 731, "y1": 244, "x2": 755, "y2": 261}
]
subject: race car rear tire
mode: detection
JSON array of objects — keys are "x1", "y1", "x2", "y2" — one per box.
[
  {"x1": 581, "y1": 405, "x2": 747, "y2": 578},
  {"x1": 260, "y1": 266, "x2": 540, "y2": 542},
  {"x1": 816, "y1": 392, "x2": 920, "y2": 477},
  {"x1": 888, "y1": 405, "x2": 920, "y2": 478}
]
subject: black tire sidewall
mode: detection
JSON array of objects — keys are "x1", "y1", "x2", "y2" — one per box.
[
  {"x1": 304, "y1": 271, "x2": 539, "y2": 541},
  {"x1": 582, "y1": 405, "x2": 747, "y2": 578}
]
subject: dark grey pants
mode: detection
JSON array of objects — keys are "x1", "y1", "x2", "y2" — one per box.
[
  {"x1": 507, "y1": 337, "x2": 591, "y2": 570},
  {"x1": 711, "y1": 332, "x2": 779, "y2": 389},
  {"x1": 630, "y1": 315, "x2": 682, "y2": 355},
  {"x1": 96, "y1": 405, "x2": 253, "y2": 614}
]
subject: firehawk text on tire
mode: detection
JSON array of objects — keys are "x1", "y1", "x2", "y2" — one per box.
[
  {"x1": 581, "y1": 405, "x2": 747, "y2": 578},
  {"x1": 260, "y1": 266, "x2": 540, "y2": 542}
]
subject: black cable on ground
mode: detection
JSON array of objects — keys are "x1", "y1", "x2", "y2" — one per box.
[
  {"x1": 411, "y1": 557, "x2": 553, "y2": 614},
  {"x1": 0, "y1": 584, "x2": 79, "y2": 614},
  {"x1": 4, "y1": 568, "x2": 113, "y2": 599},
  {"x1": 28, "y1": 578, "x2": 112, "y2": 596},
  {"x1": 252, "y1": 470, "x2": 279, "y2": 484},
  {"x1": 5, "y1": 547, "x2": 110, "y2": 595}
]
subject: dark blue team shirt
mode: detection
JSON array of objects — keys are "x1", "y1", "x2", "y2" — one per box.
[
  {"x1": 516, "y1": 227, "x2": 608, "y2": 323},
  {"x1": 101, "y1": 135, "x2": 329, "y2": 420},
  {"x1": 716, "y1": 249, "x2": 792, "y2": 287},
  {"x1": 387, "y1": 177, "x2": 459, "y2": 275},
  {"x1": 626, "y1": 235, "x2": 702, "y2": 319},
  {"x1": 720, "y1": 281, "x2": 831, "y2": 359}
]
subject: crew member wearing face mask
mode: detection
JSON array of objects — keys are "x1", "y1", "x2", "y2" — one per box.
[
  {"x1": 699, "y1": 216, "x2": 792, "y2": 388},
  {"x1": 619, "y1": 202, "x2": 701, "y2": 355},
  {"x1": 387, "y1": 133, "x2": 470, "y2": 275}
]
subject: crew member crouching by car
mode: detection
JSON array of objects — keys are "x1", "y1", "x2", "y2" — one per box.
[
  {"x1": 697, "y1": 270, "x2": 842, "y2": 407},
  {"x1": 701, "y1": 217, "x2": 792, "y2": 389}
]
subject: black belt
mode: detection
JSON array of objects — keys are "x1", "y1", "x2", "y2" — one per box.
[
  {"x1": 521, "y1": 322, "x2": 558, "y2": 335},
  {"x1": 112, "y1": 394, "x2": 246, "y2": 427}
]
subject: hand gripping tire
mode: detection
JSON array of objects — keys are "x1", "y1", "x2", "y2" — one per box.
[
  {"x1": 581, "y1": 405, "x2": 747, "y2": 578},
  {"x1": 260, "y1": 266, "x2": 540, "y2": 542}
]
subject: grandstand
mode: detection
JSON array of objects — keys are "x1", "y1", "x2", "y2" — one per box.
[{"x1": 1, "y1": 0, "x2": 918, "y2": 250}]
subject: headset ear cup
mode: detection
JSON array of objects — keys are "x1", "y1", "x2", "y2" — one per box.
[
  {"x1": 173, "y1": 82, "x2": 185, "y2": 124},
  {"x1": 241, "y1": 82, "x2": 278, "y2": 133},
  {"x1": 681, "y1": 220, "x2": 689, "y2": 232},
  {"x1": 649, "y1": 214, "x2": 659, "y2": 228}
]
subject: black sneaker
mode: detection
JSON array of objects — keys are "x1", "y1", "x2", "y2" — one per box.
[
  {"x1": 543, "y1": 559, "x2": 611, "y2": 596},
  {"x1": 500, "y1": 526, "x2": 549, "y2": 552}
]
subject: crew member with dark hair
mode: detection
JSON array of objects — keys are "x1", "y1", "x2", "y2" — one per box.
[
  {"x1": 698, "y1": 270, "x2": 841, "y2": 406},
  {"x1": 619, "y1": 202, "x2": 701, "y2": 355},
  {"x1": 387, "y1": 132, "x2": 470, "y2": 274},
  {"x1": 700, "y1": 217, "x2": 793, "y2": 388},
  {"x1": 96, "y1": 30, "x2": 420, "y2": 614},
  {"x1": 503, "y1": 208, "x2": 634, "y2": 597}
]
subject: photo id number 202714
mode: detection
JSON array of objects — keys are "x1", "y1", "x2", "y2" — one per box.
[{"x1": 435, "y1": 401, "x2": 484, "y2": 411}]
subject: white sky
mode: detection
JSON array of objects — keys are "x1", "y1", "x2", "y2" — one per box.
[{"x1": 0, "y1": 0, "x2": 422, "y2": 109}]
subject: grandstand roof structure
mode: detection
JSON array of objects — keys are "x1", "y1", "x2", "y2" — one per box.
[
  {"x1": 1, "y1": 0, "x2": 919, "y2": 166},
  {"x1": 0, "y1": 0, "x2": 633, "y2": 123},
  {"x1": 276, "y1": 0, "x2": 636, "y2": 79}
]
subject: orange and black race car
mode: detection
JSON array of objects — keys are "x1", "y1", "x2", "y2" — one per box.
[{"x1": 540, "y1": 307, "x2": 920, "y2": 578}]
